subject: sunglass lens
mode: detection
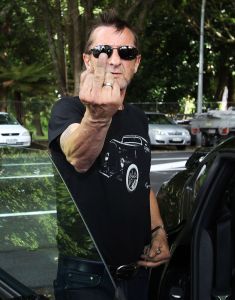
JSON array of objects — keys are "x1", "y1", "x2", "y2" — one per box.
[
  {"x1": 92, "y1": 45, "x2": 113, "y2": 58},
  {"x1": 90, "y1": 46, "x2": 138, "y2": 60},
  {"x1": 119, "y1": 47, "x2": 138, "y2": 60}
]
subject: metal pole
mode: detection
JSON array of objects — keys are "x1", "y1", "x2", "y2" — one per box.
[{"x1": 196, "y1": 0, "x2": 206, "y2": 146}]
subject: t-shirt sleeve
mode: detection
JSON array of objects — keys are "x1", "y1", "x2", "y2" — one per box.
[
  {"x1": 133, "y1": 105, "x2": 149, "y2": 137},
  {"x1": 48, "y1": 96, "x2": 85, "y2": 148}
]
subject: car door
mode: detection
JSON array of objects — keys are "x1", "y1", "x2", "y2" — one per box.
[
  {"x1": 181, "y1": 137, "x2": 235, "y2": 225},
  {"x1": 0, "y1": 147, "x2": 117, "y2": 299},
  {"x1": 157, "y1": 150, "x2": 235, "y2": 300},
  {"x1": 191, "y1": 152, "x2": 235, "y2": 300}
]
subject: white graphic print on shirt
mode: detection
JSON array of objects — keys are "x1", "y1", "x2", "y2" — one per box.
[{"x1": 99, "y1": 135, "x2": 150, "y2": 192}]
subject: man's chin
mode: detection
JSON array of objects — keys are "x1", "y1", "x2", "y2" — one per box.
[{"x1": 116, "y1": 79, "x2": 129, "y2": 90}]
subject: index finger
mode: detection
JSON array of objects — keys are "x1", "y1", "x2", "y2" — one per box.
[{"x1": 93, "y1": 53, "x2": 108, "y2": 89}]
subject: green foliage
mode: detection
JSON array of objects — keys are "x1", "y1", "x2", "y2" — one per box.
[
  {"x1": 0, "y1": 63, "x2": 54, "y2": 94},
  {"x1": 0, "y1": 148, "x2": 100, "y2": 259},
  {"x1": 0, "y1": 0, "x2": 57, "y2": 129},
  {"x1": 0, "y1": 0, "x2": 234, "y2": 127}
]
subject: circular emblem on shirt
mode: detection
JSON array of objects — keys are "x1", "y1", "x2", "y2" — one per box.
[{"x1": 126, "y1": 164, "x2": 139, "y2": 192}]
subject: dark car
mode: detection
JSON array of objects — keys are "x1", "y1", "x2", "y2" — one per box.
[
  {"x1": 156, "y1": 137, "x2": 235, "y2": 230},
  {"x1": 148, "y1": 136, "x2": 235, "y2": 299}
]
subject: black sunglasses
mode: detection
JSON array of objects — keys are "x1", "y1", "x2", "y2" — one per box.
[{"x1": 88, "y1": 45, "x2": 139, "y2": 60}]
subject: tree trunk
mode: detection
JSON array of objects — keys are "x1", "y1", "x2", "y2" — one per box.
[
  {"x1": 227, "y1": 72, "x2": 235, "y2": 105},
  {"x1": 32, "y1": 114, "x2": 44, "y2": 136},
  {"x1": 39, "y1": 0, "x2": 68, "y2": 96},
  {"x1": 55, "y1": 0, "x2": 68, "y2": 95},
  {"x1": 0, "y1": 90, "x2": 7, "y2": 112},
  {"x1": 14, "y1": 91, "x2": 23, "y2": 124},
  {"x1": 214, "y1": 49, "x2": 230, "y2": 103},
  {"x1": 67, "y1": 0, "x2": 83, "y2": 96}
]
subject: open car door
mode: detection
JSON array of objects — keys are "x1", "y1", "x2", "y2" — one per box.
[
  {"x1": 191, "y1": 152, "x2": 235, "y2": 300},
  {"x1": 156, "y1": 150, "x2": 235, "y2": 299},
  {"x1": 0, "y1": 147, "x2": 119, "y2": 299}
]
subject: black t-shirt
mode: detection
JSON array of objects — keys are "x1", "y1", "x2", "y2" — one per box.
[{"x1": 48, "y1": 96, "x2": 152, "y2": 266}]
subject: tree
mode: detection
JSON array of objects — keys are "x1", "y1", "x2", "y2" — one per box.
[
  {"x1": 0, "y1": 0, "x2": 56, "y2": 133},
  {"x1": 0, "y1": 64, "x2": 53, "y2": 123},
  {"x1": 35, "y1": 0, "x2": 158, "y2": 97},
  {"x1": 175, "y1": 0, "x2": 235, "y2": 105},
  {"x1": 1, "y1": 0, "x2": 234, "y2": 126}
]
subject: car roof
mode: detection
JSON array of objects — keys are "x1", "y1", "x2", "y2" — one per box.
[{"x1": 186, "y1": 136, "x2": 235, "y2": 170}]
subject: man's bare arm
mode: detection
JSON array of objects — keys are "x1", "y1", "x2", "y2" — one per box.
[
  {"x1": 60, "y1": 110, "x2": 111, "y2": 172},
  {"x1": 138, "y1": 189, "x2": 170, "y2": 268},
  {"x1": 149, "y1": 188, "x2": 164, "y2": 230}
]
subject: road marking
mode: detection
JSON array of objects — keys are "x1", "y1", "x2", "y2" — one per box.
[
  {"x1": 0, "y1": 210, "x2": 56, "y2": 217},
  {"x1": 2, "y1": 162, "x2": 51, "y2": 166},
  {"x1": 151, "y1": 157, "x2": 189, "y2": 161},
  {"x1": 0, "y1": 174, "x2": 53, "y2": 179},
  {"x1": 150, "y1": 160, "x2": 186, "y2": 172}
]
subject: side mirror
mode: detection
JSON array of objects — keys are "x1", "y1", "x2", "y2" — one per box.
[{"x1": 185, "y1": 148, "x2": 208, "y2": 169}]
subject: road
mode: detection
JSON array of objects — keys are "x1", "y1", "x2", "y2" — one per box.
[{"x1": 150, "y1": 149, "x2": 194, "y2": 194}]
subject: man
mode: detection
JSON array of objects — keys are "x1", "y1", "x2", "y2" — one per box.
[{"x1": 48, "y1": 9, "x2": 170, "y2": 300}]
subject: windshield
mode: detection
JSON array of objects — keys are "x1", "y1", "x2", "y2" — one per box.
[
  {"x1": 147, "y1": 113, "x2": 175, "y2": 125},
  {"x1": 0, "y1": 113, "x2": 19, "y2": 125},
  {"x1": 0, "y1": 147, "x2": 115, "y2": 299}
]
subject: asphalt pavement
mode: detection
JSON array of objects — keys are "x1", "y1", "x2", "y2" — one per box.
[{"x1": 150, "y1": 146, "x2": 195, "y2": 193}]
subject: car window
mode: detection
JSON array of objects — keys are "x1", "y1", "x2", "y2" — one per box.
[
  {"x1": 192, "y1": 160, "x2": 214, "y2": 200},
  {"x1": 191, "y1": 138, "x2": 235, "y2": 199},
  {"x1": 0, "y1": 113, "x2": 19, "y2": 125},
  {"x1": 147, "y1": 114, "x2": 175, "y2": 125},
  {"x1": 0, "y1": 147, "x2": 114, "y2": 299}
]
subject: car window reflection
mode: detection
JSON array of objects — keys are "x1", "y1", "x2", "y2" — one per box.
[
  {"x1": 0, "y1": 147, "x2": 113, "y2": 299},
  {"x1": 193, "y1": 161, "x2": 213, "y2": 200}
]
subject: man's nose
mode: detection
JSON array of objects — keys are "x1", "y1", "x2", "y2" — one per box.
[{"x1": 108, "y1": 48, "x2": 121, "y2": 65}]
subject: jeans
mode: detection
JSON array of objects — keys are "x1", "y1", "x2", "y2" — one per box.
[{"x1": 54, "y1": 256, "x2": 150, "y2": 300}]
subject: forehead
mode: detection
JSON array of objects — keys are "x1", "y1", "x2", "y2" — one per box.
[{"x1": 90, "y1": 26, "x2": 136, "y2": 47}]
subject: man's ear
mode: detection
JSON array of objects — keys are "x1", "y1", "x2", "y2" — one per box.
[{"x1": 134, "y1": 54, "x2": 141, "y2": 73}]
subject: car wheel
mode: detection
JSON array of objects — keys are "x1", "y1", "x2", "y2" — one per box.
[
  {"x1": 201, "y1": 134, "x2": 211, "y2": 147},
  {"x1": 125, "y1": 164, "x2": 139, "y2": 192}
]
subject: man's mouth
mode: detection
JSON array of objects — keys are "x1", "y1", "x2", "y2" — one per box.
[{"x1": 111, "y1": 72, "x2": 122, "y2": 77}]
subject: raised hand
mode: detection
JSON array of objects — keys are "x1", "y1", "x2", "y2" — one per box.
[{"x1": 79, "y1": 53, "x2": 124, "y2": 122}]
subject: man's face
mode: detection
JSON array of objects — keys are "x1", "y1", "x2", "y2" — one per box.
[{"x1": 83, "y1": 26, "x2": 141, "y2": 91}]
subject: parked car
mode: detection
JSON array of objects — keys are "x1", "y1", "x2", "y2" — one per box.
[
  {"x1": 0, "y1": 112, "x2": 31, "y2": 147},
  {"x1": 149, "y1": 136, "x2": 235, "y2": 299},
  {"x1": 175, "y1": 116, "x2": 196, "y2": 146},
  {"x1": 146, "y1": 112, "x2": 191, "y2": 149}
]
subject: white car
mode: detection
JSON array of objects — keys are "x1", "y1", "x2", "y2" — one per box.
[
  {"x1": 0, "y1": 112, "x2": 31, "y2": 147},
  {"x1": 146, "y1": 112, "x2": 191, "y2": 150}
]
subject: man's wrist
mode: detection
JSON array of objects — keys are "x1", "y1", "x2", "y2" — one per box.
[
  {"x1": 151, "y1": 224, "x2": 165, "y2": 235},
  {"x1": 151, "y1": 225, "x2": 168, "y2": 240},
  {"x1": 84, "y1": 110, "x2": 112, "y2": 127}
]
